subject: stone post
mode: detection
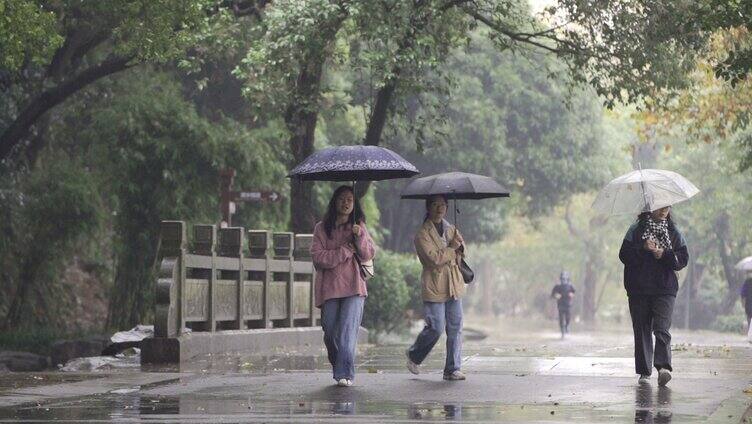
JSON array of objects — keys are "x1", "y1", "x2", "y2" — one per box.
[
  {"x1": 155, "y1": 221, "x2": 186, "y2": 338},
  {"x1": 274, "y1": 232, "x2": 294, "y2": 327},
  {"x1": 193, "y1": 224, "x2": 217, "y2": 332},
  {"x1": 248, "y1": 230, "x2": 272, "y2": 328},
  {"x1": 294, "y1": 234, "x2": 315, "y2": 326},
  {"x1": 219, "y1": 227, "x2": 245, "y2": 330}
]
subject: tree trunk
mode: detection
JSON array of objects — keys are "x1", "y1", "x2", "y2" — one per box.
[
  {"x1": 480, "y1": 260, "x2": 494, "y2": 316},
  {"x1": 284, "y1": 4, "x2": 349, "y2": 233},
  {"x1": 564, "y1": 204, "x2": 605, "y2": 323},
  {"x1": 581, "y1": 254, "x2": 597, "y2": 322},
  {"x1": 106, "y1": 228, "x2": 159, "y2": 330},
  {"x1": 3, "y1": 259, "x2": 34, "y2": 329},
  {"x1": 286, "y1": 57, "x2": 325, "y2": 234},
  {"x1": 715, "y1": 212, "x2": 741, "y2": 314},
  {"x1": 631, "y1": 140, "x2": 660, "y2": 169},
  {"x1": 364, "y1": 80, "x2": 398, "y2": 147},
  {"x1": 353, "y1": 79, "x2": 399, "y2": 199}
]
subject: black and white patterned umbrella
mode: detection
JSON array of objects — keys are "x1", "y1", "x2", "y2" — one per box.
[{"x1": 288, "y1": 145, "x2": 419, "y2": 181}]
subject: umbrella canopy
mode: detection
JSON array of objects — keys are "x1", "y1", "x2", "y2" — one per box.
[
  {"x1": 736, "y1": 256, "x2": 752, "y2": 272},
  {"x1": 400, "y1": 172, "x2": 510, "y2": 200},
  {"x1": 288, "y1": 145, "x2": 419, "y2": 181},
  {"x1": 592, "y1": 168, "x2": 699, "y2": 216}
]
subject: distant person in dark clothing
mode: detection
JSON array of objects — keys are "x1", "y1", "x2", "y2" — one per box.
[
  {"x1": 741, "y1": 277, "x2": 752, "y2": 325},
  {"x1": 551, "y1": 271, "x2": 576, "y2": 337},
  {"x1": 619, "y1": 205, "x2": 688, "y2": 387}
]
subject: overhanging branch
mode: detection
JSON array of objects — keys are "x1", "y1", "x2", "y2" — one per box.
[
  {"x1": 1, "y1": 55, "x2": 135, "y2": 161},
  {"x1": 463, "y1": 8, "x2": 567, "y2": 55}
]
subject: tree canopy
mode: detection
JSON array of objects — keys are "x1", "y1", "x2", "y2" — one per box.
[{"x1": 1, "y1": 0, "x2": 751, "y2": 334}]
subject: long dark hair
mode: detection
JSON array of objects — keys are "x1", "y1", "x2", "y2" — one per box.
[
  {"x1": 424, "y1": 194, "x2": 449, "y2": 222},
  {"x1": 636, "y1": 210, "x2": 677, "y2": 242},
  {"x1": 323, "y1": 185, "x2": 366, "y2": 238}
]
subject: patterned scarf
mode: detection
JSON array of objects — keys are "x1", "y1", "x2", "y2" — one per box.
[{"x1": 642, "y1": 218, "x2": 672, "y2": 250}]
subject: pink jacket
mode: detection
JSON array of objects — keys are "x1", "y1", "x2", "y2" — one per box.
[{"x1": 310, "y1": 221, "x2": 376, "y2": 307}]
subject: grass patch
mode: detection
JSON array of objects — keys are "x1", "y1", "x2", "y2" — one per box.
[{"x1": 0, "y1": 327, "x2": 89, "y2": 356}]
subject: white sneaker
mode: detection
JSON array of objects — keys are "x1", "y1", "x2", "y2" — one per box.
[
  {"x1": 638, "y1": 374, "x2": 650, "y2": 384},
  {"x1": 406, "y1": 350, "x2": 420, "y2": 375},
  {"x1": 336, "y1": 378, "x2": 352, "y2": 387},
  {"x1": 658, "y1": 369, "x2": 671, "y2": 386}
]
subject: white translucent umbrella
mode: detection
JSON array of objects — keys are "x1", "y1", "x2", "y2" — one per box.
[
  {"x1": 592, "y1": 168, "x2": 700, "y2": 216},
  {"x1": 736, "y1": 256, "x2": 752, "y2": 272}
]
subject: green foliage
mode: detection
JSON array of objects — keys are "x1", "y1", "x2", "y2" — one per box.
[
  {"x1": 551, "y1": 1, "x2": 706, "y2": 107},
  {"x1": 3, "y1": 0, "x2": 750, "y2": 337},
  {"x1": 109, "y1": 0, "x2": 212, "y2": 62},
  {"x1": 346, "y1": 0, "x2": 473, "y2": 97},
  {"x1": 236, "y1": 0, "x2": 348, "y2": 115},
  {"x1": 462, "y1": 195, "x2": 631, "y2": 321},
  {"x1": 0, "y1": 0, "x2": 211, "y2": 70},
  {"x1": 0, "y1": 0, "x2": 219, "y2": 163},
  {"x1": 22, "y1": 158, "x2": 102, "y2": 255},
  {"x1": 711, "y1": 304, "x2": 747, "y2": 334},
  {"x1": 0, "y1": 0, "x2": 62, "y2": 71},
  {"x1": 0, "y1": 327, "x2": 86, "y2": 355},
  {"x1": 62, "y1": 69, "x2": 288, "y2": 329},
  {"x1": 362, "y1": 250, "x2": 421, "y2": 341},
  {"x1": 0, "y1": 158, "x2": 102, "y2": 328},
  {"x1": 375, "y1": 33, "x2": 619, "y2": 251},
  {"x1": 549, "y1": 1, "x2": 751, "y2": 107}
]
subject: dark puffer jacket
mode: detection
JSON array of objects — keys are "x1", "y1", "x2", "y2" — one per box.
[{"x1": 618, "y1": 220, "x2": 689, "y2": 297}]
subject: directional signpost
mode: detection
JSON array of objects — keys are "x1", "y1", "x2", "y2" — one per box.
[
  {"x1": 234, "y1": 190, "x2": 281, "y2": 202},
  {"x1": 219, "y1": 168, "x2": 282, "y2": 227}
]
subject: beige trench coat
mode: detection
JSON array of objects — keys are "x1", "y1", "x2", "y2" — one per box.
[{"x1": 414, "y1": 219, "x2": 465, "y2": 302}]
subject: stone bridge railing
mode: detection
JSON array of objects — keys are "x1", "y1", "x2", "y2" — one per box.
[{"x1": 155, "y1": 221, "x2": 317, "y2": 339}]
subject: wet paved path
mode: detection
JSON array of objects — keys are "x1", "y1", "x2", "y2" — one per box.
[{"x1": 0, "y1": 321, "x2": 750, "y2": 422}]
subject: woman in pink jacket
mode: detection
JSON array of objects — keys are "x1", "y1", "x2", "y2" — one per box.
[{"x1": 310, "y1": 185, "x2": 376, "y2": 387}]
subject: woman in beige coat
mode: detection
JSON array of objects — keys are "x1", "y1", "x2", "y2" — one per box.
[{"x1": 405, "y1": 194, "x2": 467, "y2": 380}]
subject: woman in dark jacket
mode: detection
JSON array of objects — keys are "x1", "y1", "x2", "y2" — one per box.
[{"x1": 619, "y1": 205, "x2": 688, "y2": 387}]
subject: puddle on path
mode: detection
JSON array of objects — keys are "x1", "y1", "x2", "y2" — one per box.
[{"x1": 0, "y1": 392, "x2": 701, "y2": 423}]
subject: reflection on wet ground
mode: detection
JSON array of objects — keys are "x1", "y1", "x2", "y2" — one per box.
[
  {"x1": 0, "y1": 392, "x2": 711, "y2": 423},
  {"x1": 0, "y1": 326, "x2": 750, "y2": 422},
  {"x1": 0, "y1": 373, "x2": 106, "y2": 395},
  {"x1": 634, "y1": 384, "x2": 673, "y2": 423}
]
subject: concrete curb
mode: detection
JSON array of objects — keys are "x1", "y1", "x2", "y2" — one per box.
[
  {"x1": 141, "y1": 326, "x2": 369, "y2": 363},
  {"x1": 707, "y1": 389, "x2": 752, "y2": 423}
]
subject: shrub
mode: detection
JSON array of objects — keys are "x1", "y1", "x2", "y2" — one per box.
[
  {"x1": 711, "y1": 305, "x2": 748, "y2": 334},
  {"x1": 362, "y1": 250, "x2": 421, "y2": 342}
]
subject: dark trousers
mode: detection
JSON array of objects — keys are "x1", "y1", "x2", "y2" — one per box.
[
  {"x1": 628, "y1": 295, "x2": 675, "y2": 375},
  {"x1": 557, "y1": 307, "x2": 570, "y2": 334}
]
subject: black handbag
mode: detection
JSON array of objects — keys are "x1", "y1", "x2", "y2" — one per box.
[
  {"x1": 354, "y1": 252, "x2": 374, "y2": 280},
  {"x1": 459, "y1": 258, "x2": 474, "y2": 284}
]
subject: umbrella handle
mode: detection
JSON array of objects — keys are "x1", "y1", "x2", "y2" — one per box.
[
  {"x1": 453, "y1": 198, "x2": 459, "y2": 228},
  {"x1": 638, "y1": 163, "x2": 650, "y2": 212},
  {"x1": 352, "y1": 180, "x2": 356, "y2": 225}
]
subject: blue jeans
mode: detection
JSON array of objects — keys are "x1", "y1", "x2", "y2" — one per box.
[
  {"x1": 407, "y1": 298, "x2": 463, "y2": 374},
  {"x1": 321, "y1": 295, "x2": 365, "y2": 381}
]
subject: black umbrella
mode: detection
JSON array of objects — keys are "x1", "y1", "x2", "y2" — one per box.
[
  {"x1": 400, "y1": 172, "x2": 510, "y2": 224},
  {"x1": 288, "y1": 145, "x2": 419, "y2": 181},
  {"x1": 401, "y1": 172, "x2": 510, "y2": 199}
]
